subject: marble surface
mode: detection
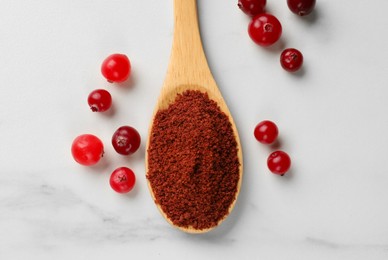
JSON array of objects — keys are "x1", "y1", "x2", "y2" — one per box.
[{"x1": 1, "y1": 0, "x2": 388, "y2": 259}]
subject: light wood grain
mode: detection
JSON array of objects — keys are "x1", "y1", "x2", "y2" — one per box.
[{"x1": 145, "y1": 0, "x2": 243, "y2": 234}]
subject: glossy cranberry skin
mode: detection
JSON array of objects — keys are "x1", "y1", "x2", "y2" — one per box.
[
  {"x1": 101, "y1": 54, "x2": 131, "y2": 83},
  {"x1": 87, "y1": 89, "x2": 112, "y2": 112},
  {"x1": 112, "y1": 126, "x2": 141, "y2": 155},
  {"x1": 280, "y1": 48, "x2": 303, "y2": 72},
  {"x1": 71, "y1": 134, "x2": 104, "y2": 166},
  {"x1": 267, "y1": 151, "x2": 291, "y2": 175},
  {"x1": 110, "y1": 167, "x2": 136, "y2": 193},
  {"x1": 287, "y1": 0, "x2": 316, "y2": 16},
  {"x1": 238, "y1": 0, "x2": 266, "y2": 17},
  {"x1": 248, "y1": 13, "x2": 282, "y2": 46},
  {"x1": 254, "y1": 120, "x2": 279, "y2": 144}
]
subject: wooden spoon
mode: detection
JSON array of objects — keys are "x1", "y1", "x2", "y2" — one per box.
[{"x1": 145, "y1": 0, "x2": 243, "y2": 233}]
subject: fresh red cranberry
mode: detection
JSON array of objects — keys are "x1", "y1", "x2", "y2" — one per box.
[
  {"x1": 71, "y1": 134, "x2": 104, "y2": 166},
  {"x1": 280, "y1": 48, "x2": 303, "y2": 72},
  {"x1": 254, "y1": 120, "x2": 279, "y2": 144},
  {"x1": 287, "y1": 0, "x2": 316, "y2": 16},
  {"x1": 87, "y1": 89, "x2": 112, "y2": 112},
  {"x1": 248, "y1": 13, "x2": 282, "y2": 46},
  {"x1": 238, "y1": 0, "x2": 266, "y2": 17},
  {"x1": 267, "y1": 151, "x2": 291, "y2": 175},
  {"x1": 110, "y1": 167, "x2": 136, "y2": 193},
  {"x1": 112, "y1": 126, "x2": 141, "y2": 155},
  {"x1": 101, "y1": 54, "x2": 131, "y2": 83}
]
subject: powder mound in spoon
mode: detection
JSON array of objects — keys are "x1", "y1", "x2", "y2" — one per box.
[{"x1": 147, "y1": 90, "x2": 240, "y2": 231}]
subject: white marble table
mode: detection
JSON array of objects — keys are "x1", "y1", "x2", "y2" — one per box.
[{"x1": 1, "y1": 0, "x2": 388, "y2": 259}]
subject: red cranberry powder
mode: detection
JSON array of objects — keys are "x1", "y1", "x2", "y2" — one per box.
[{"x1": 147, "y1": 90, "x2": 240, "y2": 230}]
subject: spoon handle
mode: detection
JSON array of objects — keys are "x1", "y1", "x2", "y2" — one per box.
[{"x1": 164, "y1": 0, "x2": 215, "y2": 90}]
